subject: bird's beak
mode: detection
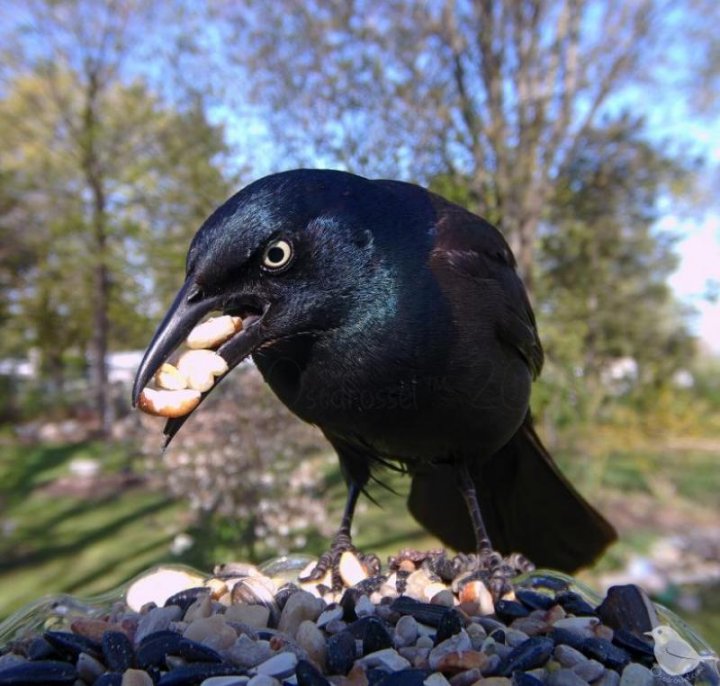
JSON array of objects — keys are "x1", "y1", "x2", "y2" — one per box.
[{"x1": 132, "y1": 278, "x2": 268, "y2": 446}]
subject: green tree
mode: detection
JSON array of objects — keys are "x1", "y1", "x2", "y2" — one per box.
[
  {"x1": 0, "y1": 67, "x2": 232, "y2": 426},
  {"x1": 536, "y1": 118, "x2": 696, "y2": 425},
  {"x1": 0, "y1": 0, "x2": 236, "y2": 432},
  {"x1": 218, "y1": 0, "x2": 711, "y2": 293}
]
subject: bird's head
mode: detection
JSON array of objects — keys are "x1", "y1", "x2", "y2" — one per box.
[{"x1": 132, "y1": 169, "x2": 430, "y2": 443}]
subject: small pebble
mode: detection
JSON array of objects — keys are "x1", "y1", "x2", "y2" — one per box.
[
  {"x1": 572, "y1": 659, "x2": 605, "y2": 682},
  {"x1": 70, "y1": 617, "x2": 115, "y2": 642},
  {"x1": 225, "y1": 604, "x2": 271, "y2": 629},
  {"x1": 135, "y1": 606, "x2": 183, "y2": 644},
  {"x1": 184, "y1": 615, "x2": 237, "y2": 650},
  {"x1": 121, "y1": 669, "x2": 154, "y2": 686},
  {"x1": 395, "y1": 616, "x2": 419, "y2": 648},
  {"x1": 279, "y1": 592, "x2": 325, "y2": 638},
  {"x1": 185, "y1": 594, "x2": 215, "y2": 622},
  {"x1": 314, "y1": 606, "x2": 342, "y2": 629},
  {"x1": 433, "y1": 650, "x2": 488, "y2": 674},
  {"x1": 466, "y1": 623, "x2": 487, "y2": 649},
  {"x1": 424, "y1": 673, "x2": 451, "y2": 686},
  {"x1": 430, "y1": 589, "x2": 455, "y2": 608},
  {"x1": 619, "y1": 663, "x2": 654, "y2": 686},
  {"x1": 510, "y1": 617, "x2": 549, "y2": 637},
  {"x1": 428, "y1": 631, "x2": 472, "y2": 670},
  {"x1": 449, "y1": 668, "x2": 483, "y2": 686},
  {"x1": 475, "y1": 677, "x2": 512, "y2": 686},
  {"x1": 357, "y1": 596, "x2": 376, "y2": 617},
  {"x1": 297, "y1": 619, "x2": 328, "y2": 667},
  {"x1": 417, "y1": 636, "x2": 435, "y2": 650},
  {"x1": 594, "y1": 670, "x2": 620, "y2": 686},
  {"x1": 254, "y1": 651, "x2": 298, "y2": 679},
  {"x1": 546, "y1": 668, "x2": 589, "y2": 686},
  {"x1": 246, "y1": 675, "x2": 281, "y2": 686},
  {"x1": 458, "y1": 581, "x2": 495, "y2": 616},
  {"x1": 356, "y1": 648, "x2": 411, "y2": 672},
  {"x1": 76, "y1": 652, "x2": 106, "y2": 682},
  {"x1": 483, "y1": 653, "x2": 503, "y2": 675},
  {"x1": 228, "y1": 635, "x2": 274, "y2": 667},
  {"x1": 505, "y1": 629, "x2": 531, "y2": 648},
  {"x1": 555, "y1": 645, "x2": 587, "y2": 668},
  {"x1": 553, "y1": 618, "x2": 599, "y2": 637}
]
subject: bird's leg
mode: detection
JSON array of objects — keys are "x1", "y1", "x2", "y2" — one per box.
[
  {"x1": 457, "y1": 460, "x2": 494, "y2": 556},
  {"x1": 456, "y1": 460, "x2": 534, "y2": 598},
  {"x1": 299, "y1": 482, "x2": 380, "y2": 588}
]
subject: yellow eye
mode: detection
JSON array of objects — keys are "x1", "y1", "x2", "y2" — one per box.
[{"x1": 262, "y1": 239, "x2": 293, "y2": 270}]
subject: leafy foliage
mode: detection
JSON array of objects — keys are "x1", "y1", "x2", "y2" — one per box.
[{"x1": 535, "y1": 118, "x2": 696, "y2": 426}]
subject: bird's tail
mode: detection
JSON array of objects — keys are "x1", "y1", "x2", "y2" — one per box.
[{"x1": 407, "y1": 414, "x2": 617, "y2": 572}]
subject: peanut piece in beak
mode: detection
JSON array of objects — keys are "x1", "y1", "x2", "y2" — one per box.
[
  {"x1": 138, "y1": 388, "x2": 201, "y2": 417},
  {"x1": 185, "y1": 315, "x2": 243, "y2": 349},
  {"x1": 154, "y1": 363, "x2": 188, "y2": 390},
  {"x1": 177, "y1": 349, "x2": 229, "y2": 392}
]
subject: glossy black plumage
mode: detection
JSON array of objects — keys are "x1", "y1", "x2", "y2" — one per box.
[{"x1": 133, "y1": 169, "x2": 616, "y2": 572}]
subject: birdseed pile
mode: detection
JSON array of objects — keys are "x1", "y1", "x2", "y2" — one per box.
[{"x1": 0, "y1": 551, "x2": 717, "y2": 686}]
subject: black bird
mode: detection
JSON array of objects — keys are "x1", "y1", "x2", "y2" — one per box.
[{"x1": 132, "y1": 169, "x2": 616, "y2": 576}]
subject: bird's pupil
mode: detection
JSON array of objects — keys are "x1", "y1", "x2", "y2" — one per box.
[{"x1": 267, "y1": 246, "x2": 285, "y2": 264}]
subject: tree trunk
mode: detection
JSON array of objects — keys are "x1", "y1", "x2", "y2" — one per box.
[
  {"x1": 82, "y1": 69, "x2": 112, "y2": 438},
  {"x1": 91, "y1": 196, "x2": 112, "y2": 437}
]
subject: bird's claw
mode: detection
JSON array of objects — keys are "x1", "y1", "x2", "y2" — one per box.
[
  {"x1": 452, "y1": 548, "x2": 535, "y2": 599},
  {"x1": 299, "y1": 532, "x2": 381, "y2": 590}
]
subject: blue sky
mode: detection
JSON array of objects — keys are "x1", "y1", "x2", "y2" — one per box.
[
  {"x1": 645, "y1": 112, "x2": 720, "y2": 355},
  {"x1": 666, "y1": 212, "x2": 720, "y2": 353}
]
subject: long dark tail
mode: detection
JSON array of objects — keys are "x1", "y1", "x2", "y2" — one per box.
[{"x1": 407, "y1": 415, "x2": 617, "y2": 573}]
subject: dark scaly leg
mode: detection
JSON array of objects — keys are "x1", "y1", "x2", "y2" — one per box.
[
  {"x1": 456, "y1": 460, "x2": 534, "y2": 597},
  {"x1": 457, "y1": 460, "x2": 494, "y2": 555},
  {"x1": 299, "y1": 481, "x2": 380, "y2": 587}
]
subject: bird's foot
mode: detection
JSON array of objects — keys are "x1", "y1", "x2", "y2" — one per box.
[
  {"x1": 452, "y1": 549, "x2": 535, "y2": 599},
  {"x1": 298, "y1": 532, "x2": 381, "y2": 591},
  {"x1": 388, "y1": 548, "x2": 446, "y2": 572}
]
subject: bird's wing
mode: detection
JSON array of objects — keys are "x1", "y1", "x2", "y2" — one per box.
[{"x1": 426, "y1": 195, "x2": 544, "y2": 378}]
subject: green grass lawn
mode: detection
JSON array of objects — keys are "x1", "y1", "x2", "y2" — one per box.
[
  {"x1": 0, "y1": 441, "x2": 185, "y2": 617},
  {"x1": 0, "y1": 436, "x2": 717, "y2": 652}
]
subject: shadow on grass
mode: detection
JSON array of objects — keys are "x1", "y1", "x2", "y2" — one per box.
[
  {"x1": 64, "y1": 536, "x2": 177, "y2": 595},
  {"x1": 0, "y1": 442, "x2": 87, "y2": 504},
  {"x1": 0, "y1": 496, "x2": 175, "y2": 571}
]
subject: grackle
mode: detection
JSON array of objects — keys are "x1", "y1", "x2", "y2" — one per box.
[{"x1": 133, "y1": 169, "x2": 616, "y2": 578}]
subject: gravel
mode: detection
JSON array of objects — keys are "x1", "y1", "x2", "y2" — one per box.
[{"x1": 0, "y1": 550, "x2": 717, "y2": 686}]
